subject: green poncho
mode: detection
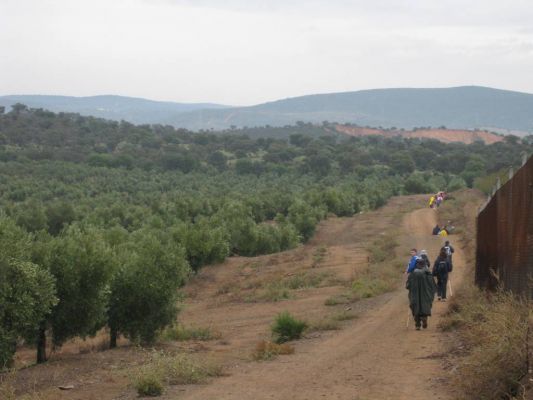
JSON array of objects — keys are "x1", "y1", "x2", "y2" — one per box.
[{"x1": 406, "y1": 267, "x2": 436, "y2": 316}]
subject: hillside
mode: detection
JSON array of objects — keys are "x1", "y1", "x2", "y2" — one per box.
[
  {"x1": 151, "y1": 86, "x2": 533, "y2": 132},
  {"x1": 0, "y1": 95, "x2": 229, "y2": 125},
  {"x1": 2, "y1": 86, "x2": 533, "y2": 133}
]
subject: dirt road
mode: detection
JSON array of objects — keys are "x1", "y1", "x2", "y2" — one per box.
[{"x1": 178, "y1": 207, "x2": 466, "y2": 400}]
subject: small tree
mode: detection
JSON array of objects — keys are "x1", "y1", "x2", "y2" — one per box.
[
  {"x1": 108, "y1": 231, "x2": 190, "y2": 347},
  {"x1": 180, "y1": 218, "x2": 229, "y2": 271},
  {"x1": 0, "y1": 216, "x2": 57, "y2": 367},
  {"x1": 0, "y1": 259, "x2": 57, "y2": 367},
  {"x1": 34, "y1": 226, "x2": 115, "y2": 362}
]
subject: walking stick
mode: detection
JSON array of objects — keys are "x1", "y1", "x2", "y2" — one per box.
[
  {"x1": 406, "y1": 307, "x2": 411, "y2": 329},
  {"x1": 448, "y1": 278, "x2": 453, "y2": 297}
]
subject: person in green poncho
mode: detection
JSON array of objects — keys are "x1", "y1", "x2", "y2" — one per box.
[{"x1": 406, "y1": 257, "x2": 436, "y2": 330}]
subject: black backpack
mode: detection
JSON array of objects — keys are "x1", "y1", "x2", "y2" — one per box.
[{"x1": 437, "y1": 260, "x2": 448, "y2": 274}]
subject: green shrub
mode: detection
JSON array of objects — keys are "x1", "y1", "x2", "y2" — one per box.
[{"x1": 271, "y1": 311, "x2": 307, "y2": 343}]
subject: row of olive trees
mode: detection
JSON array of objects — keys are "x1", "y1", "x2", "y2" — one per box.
[
  {"x1": 0, "y1": 169, "x2": 401, "y2": 368},
  {"x1": 0, "y1": 216, "x2": 189, "y2": 367}
]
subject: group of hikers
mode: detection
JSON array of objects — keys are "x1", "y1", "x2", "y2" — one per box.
[
  {"x1": 432, "y1": 221, "x2": 455, "y2": 237},
  {"x1": 428, "y1": 191, "x2": 447, "y2": 209},
  {"x1": 405, "y1": 240, "x2": 455, "y2": 330}
]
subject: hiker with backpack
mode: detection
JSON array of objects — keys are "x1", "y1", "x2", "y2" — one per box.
[
  {"x1": 432, "y1": 249, "x2": 452, "y2": 301},
  {"x1": 405, "y1": 248, "x2": 419, "y2": 274},
  {"x1": 406, "y1": 257, "x2": 436, "y2": 330},
  {"x1": 441, "y1": 240, "x2": 455, "y2": 266},
  {"x1": 419, "y1": 249, "x2": 431, "y2": 268}
]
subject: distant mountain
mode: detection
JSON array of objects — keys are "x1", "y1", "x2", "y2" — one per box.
[
  {"x1": 167, "y1": 86, "x2": 533, "y2": 133},
  {"x1": 0, "y1": 95, "x2": 230, "y2": 125},
  {"x1": 2, "y1": 86, "x2": 533, "y2": 133}
]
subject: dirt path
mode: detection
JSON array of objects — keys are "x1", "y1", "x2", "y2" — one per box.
[{"x1": 176, "y1": 207, "x2": 467, "y2": 400}]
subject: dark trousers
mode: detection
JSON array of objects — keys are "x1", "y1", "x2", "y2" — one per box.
[
  {"x1": 414, "y1": 315, "x2": 427, "y2": 328},
  {"x1": 437, "y1": 275, "x2": 448, "y2": 299}
]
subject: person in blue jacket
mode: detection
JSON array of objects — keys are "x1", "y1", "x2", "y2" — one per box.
[{"x1": 405, "y1": 248, "x2": 419, "y2": 274}]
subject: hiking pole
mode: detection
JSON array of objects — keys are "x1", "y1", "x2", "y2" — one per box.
[
  {"x1": 448, "y1": 278, "x2": 453, "y2": 297},
  {"x1": 406, "y1": 307, "x2": 410, "y2": 329}
]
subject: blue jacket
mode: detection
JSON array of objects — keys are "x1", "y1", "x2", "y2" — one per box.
[{"x1": 406, "y1": 255, "x2": 419, "y2": 273}]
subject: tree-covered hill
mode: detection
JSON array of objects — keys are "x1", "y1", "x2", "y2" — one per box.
[
  {"x1": 4, "y1": 86, "x2": 533, "y2": 133},
  {"x1": 168, "y1": 86, "x2": 533, "y2": 132},
  {"x1": 0, "y1": 94, "x2": 229, "y2": 125}
]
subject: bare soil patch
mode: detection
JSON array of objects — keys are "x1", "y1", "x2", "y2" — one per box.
[{"x1": 335, "y1": 125, "x2": 503, "y2": 144}]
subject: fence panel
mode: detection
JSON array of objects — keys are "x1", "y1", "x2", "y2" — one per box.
[{"x1": 476, "y1": 155, "x2": 533, "y2": 297}]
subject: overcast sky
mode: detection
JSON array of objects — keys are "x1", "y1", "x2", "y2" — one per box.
[{"x1": 1, "y1": 0, "x2": 532, "y2": 105}]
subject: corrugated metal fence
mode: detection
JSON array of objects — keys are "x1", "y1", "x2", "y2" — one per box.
[{"x1": 475, "y1": 153, "x2": 533, "y2": 297}]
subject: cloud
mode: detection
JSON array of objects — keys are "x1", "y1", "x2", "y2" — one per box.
[{"x1": 1, "y1": 0, "x2": 532, "y2": 104}]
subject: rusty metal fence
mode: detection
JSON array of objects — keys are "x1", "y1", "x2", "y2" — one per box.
[{"x1": 475, "y1": 153, "x2": 533, "y2": 297}]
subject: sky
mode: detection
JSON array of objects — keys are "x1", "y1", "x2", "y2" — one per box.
[{"x1": 1, "y1": 0, "x2": 532, "y2": 105}]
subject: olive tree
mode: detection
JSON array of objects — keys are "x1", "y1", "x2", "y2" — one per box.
[
  {"x1": 34, "y1": 226, "x2": 115, "y2": 363},
  {"x1": 108, "y1": 231, "x2": 190, "y2": 347},
  {"x1": 0, "y1": 216, "x2": 57, "y2": 368}
]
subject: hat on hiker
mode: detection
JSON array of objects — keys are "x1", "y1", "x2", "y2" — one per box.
[{"x1": 420, "y1": 249, "x2": 427, "y2": 255}]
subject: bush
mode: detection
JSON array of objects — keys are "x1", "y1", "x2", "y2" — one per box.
[
  {"x1": 271, "y1": 311, "x2": 307, "y2": 343},
  {"x1": 131, "y1": 350, "x2": 222, "y2": 396},
  {"x1": 133, "y1": 372, "x2": 164, "y2": 397}
]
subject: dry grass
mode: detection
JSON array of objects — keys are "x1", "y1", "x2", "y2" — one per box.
[
  {"x1": 436, "y1": 189, "x2": 530, "y2": 399},
  {"x1": 160, "y1": 325, "x2": 222, "y2": 342},
  {"x1": 312, "y1": 245, "x2": 328, "y2": 267},
  {"x1": 0, "y1": 370, "x2": 17, "y2": 400},
  {"x1": 324, "y1": 231, "x2": 404, "y2": 306},
  {"x1": 252, "y1": 340, "x2": 295, "y2": 361},
  {"x1": 242, "y1": 271, "x2": 331, "y2": 303},
  {"x1": 306, "y1": 317, "x2": 341, "y2": 333},
  {"x1": 78, "y1": 336, "x2": 110, "y2": 354},
  {"x1": 130, "y1": 350, "x2": 223, "y2": 396},
  {"x1": 0, "y1": 370, "x2": 43, "y2": 400},
  {"x1": 331, "y1": 310, "x2": 358, "y2": 321},
  {"x1": 440, "y1": 283, "x2": 530, "y2": 400}
]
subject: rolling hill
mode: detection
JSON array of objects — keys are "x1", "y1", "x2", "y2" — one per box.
[
  {"x1": 0, "y1": 95, "x2": 230, "y2": 125},
  {"x1": 2, "y1": 86, "x2": 533, "y2": 133},
  {"x1": 166, "y1": 86, "x2": 533, "y2": 133}
]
